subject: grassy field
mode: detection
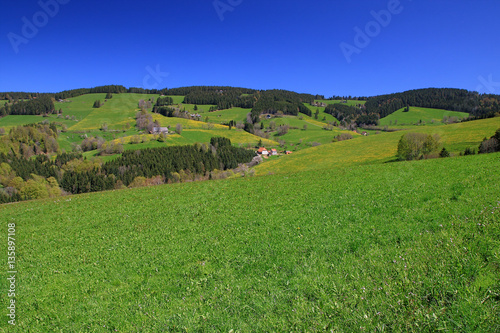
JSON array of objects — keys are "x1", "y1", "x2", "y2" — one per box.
[
  {"x1": 105, "y1": 129, "x2": 278, "y2": 149},
  {"x1": 380, "y1": 107, "x2": 469, "y2": 127},
  {"x1": 256, "y1": 117, "x2": 500, "y2": 175},
  {"x1": 69, "y1": 94, "x2": 158, "y2": 131},
  {"x1": 164, "y1": 96, "x2": 185, "y2": 104},
  {"x1": 303, "y1": 104, "x2": 339, "y2": 124},
  {"x1": 315, "y1": 99, "x2": 366, "y2": 107},
  {"x1": 54, "y1": 93, "x2": 108, "y2": 121},
  {"x1": 0, "y1": 115, "x2": 51, "y2": 130},
  {"x1": 151, "y1": 114, "x2": 227, "y2": 130},
  {"x1": 1, "y1": 152, "x2": 498, "y2": 331},
  {"x1": 197, "y1": 107, "x2": 251, "y2": 124}
]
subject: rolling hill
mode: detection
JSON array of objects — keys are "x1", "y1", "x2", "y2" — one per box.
[
  {"x1": 1, "y1": 150, "x2": 499, "y2": 331},
  {"x1": 0, "y1": 86, "x2": 499, "y2": 331}
]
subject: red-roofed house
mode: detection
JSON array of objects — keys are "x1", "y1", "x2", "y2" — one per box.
[{"x1": 257, "y1": 147, "x2": 268, "y2": 156}]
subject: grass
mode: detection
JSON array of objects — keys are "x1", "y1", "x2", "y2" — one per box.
[
  {"x1": 303, "y1": 104, "x2": 339, "y2": 124},
  {"x1": 256, "y1": 117, "x2": 500, "y2": 175},
  {"x1": 69, "y1": 94, "x2": 158, "y2": 131},
  {"x1": 197, "y1": 107, "x2": 251, "y2": 124},
  {"x1": 1, "y1": 152, "x2": 499, "y2": 331},
  {"x1": 0, "y1": 115, "x2": 51, "y2": 130},
  {"x1": 164, "y1": 95, "x2": 185, "y2": 105},
  {"x1": 380, "y1": 107, "x2": 469, "y2": 127},
  {"x1": 314, "y1": 99, "x2": 366, "y2": 106},
  {"x1": 181, "y1": 129, "x2": 277, "y2": 147},
  {"x1": 275, "y1": 128, "x2": 359, "y2": 149},
  {"x1": 54, "y1": 93, "x2": 107, "y2": 121},
  {"x1": 151, "y1": 114, "x2": 227, "y2": 130}
]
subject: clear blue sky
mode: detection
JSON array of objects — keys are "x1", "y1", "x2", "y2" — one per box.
[{"x1": 1, "y1": 0, "x2": 499, "y2": 97}]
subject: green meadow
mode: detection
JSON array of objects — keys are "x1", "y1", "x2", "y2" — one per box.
[
  {"x1": 69, "y1": 93, "x2": 158, "y2": 131},
  {"x1": 380, "y1": 107, "x2": 469, "y2": 127},
  {"x1": 0, "y1": 115, "x2": 51, "y2": 130},
  {"x1": 198, "y1": 107, "x2": 251, "y2": 124},
  {"x1": 1, "y1": 152, "x2": 498, "y2": 331}
]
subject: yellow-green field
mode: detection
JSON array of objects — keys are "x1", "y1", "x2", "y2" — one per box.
[
  {"x1": 68, "y1": 93, "x2": 158, "y2": 131},
  {"x1": 151, "y1": 113, "x2": 227, "y2": 130},
  {"x1": 109, "y1": 129, "x2": 277, "y2": 148},
  {"x1": 256, "y1": 117, "x2": 500, "y2": 175}
]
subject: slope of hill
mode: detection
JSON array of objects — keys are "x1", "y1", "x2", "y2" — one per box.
[
  {"x1": 1, "y1": 152, "x2": 498, "y2": 331},
  {"x1": 379, "y1": 107, "x2": 469, "y2": 127},
  {"x1": 255, "y1": 117, "x2": 500, "y2": 175}
]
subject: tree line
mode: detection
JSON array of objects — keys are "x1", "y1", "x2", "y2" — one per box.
[
  {"x1": 364, "y1": 88, "x2": 500, "y2": 119},
  {"x1": 0, "y1": 95, "x2": 54, "y2": 116},
  {"x1": 0, "y1": 137, "x2": 256, "y2": 202},
  {"x1": 324, "y1": 103, "x2": 379, "y2": 128}
]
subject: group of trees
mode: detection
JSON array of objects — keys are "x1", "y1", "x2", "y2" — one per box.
[
  {"x1": 324, "y1": 103, "x2": 379, "y2": 128},
  {"x1": 397, "y1": 133, "x2": 440, "y2": 161},
  {"x1": 365, "y1": 88, "x2": 500, "y2": 119},
  {"x1": 155, "y1": 96, "x2": 174, "y2": 106},
  {"x1": 53, "y1": 85, "x2": 127, "y2": 100},
  {"x1": 0, "y1": 123, "x2": 60, "y2": 158},
  {"x1": 250, "y1": 90, "x2": 314, "y2": 119},
  {"x1": 101, "y1": 138, "x2": 255, "y2": 186},
  {"x1": 136, "y1": 110, "x2": 156, "y2": 132},
  {"x1": 0, "y1": 136, "x2": 257, "y2": 202},
  {"x1": 0, "y1": 95, "x2": 54, "y2": 116},
  {"x1": 183, "y1": 87, "x2": 256, "y2": 110},
  {"x1": 0, "y1": 154, "x2": 61, "y2": 203},
  {"x1": 478, "y1": 128, "x2": 500, "y2": 154}
]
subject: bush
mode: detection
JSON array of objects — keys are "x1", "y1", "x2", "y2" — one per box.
[
  {"x1": 93, "y1": 100, "x2": 102, "y2": 108},
  {"x1": 175, "y1": 123, "x2": 182, "y2": 135},
  {"x1": 335, "y1": 133, "x2": 353, "y2": 141},
  {"x1": 463, "y1": 147, "x2": 476, "y2": 156},
  {"x1": 439, "y1": 148, "x2": 450, "y2": 158},
  {"x1": 276, "y1": 124, "x2": 289, "y2": 136},
  {"x1": 397, "y1": 132, "x2": 440, "y2": 161},
  {"x1": 478, "y1": 128, "x2": 500, "y2": 154}
]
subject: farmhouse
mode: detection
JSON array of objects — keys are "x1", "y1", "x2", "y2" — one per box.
[
  {"x1": 270, "y1": 149, "x2": 278, "y2": 156},
  {"x1": 285, "y1": 151, "x2": 293, "y2": 155},
  {"x1": 257, "y1": 147, "x2": 268, "y2": 156},
  {"x1": 150, "y1": 127, "x2": 169, "y2": 134}
]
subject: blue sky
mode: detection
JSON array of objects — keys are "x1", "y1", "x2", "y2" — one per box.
[{"x1": 1, "y1": 0, "x2": 499, "y2": 97}]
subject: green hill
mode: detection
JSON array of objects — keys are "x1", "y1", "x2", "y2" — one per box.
[
  {"x1": 255, "y1": 117, "x2": 500, "y2": 175},
  {"x1": 380, "y1": 106, "x2": 469, "y2": 127},
  {"x1": 1, "y1": 152, "x2": 498, "y2": 331},
  {"x1": 1, "y1": 87, "x2": 500, "y2": 331}
]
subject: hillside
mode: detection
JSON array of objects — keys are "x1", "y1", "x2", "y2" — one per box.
[
  {"x1": 255, "y1": 117, "x2": 500, "y2": 175},
  {"x1": 1, "y1": 152, "x2": 498, "y2": 331},
  {"x1": 0, "y1": 85, "x2": 499, "y2": 330},
  {"x1": 379, "y1": 107, "x2": 469, "y2": 127}
]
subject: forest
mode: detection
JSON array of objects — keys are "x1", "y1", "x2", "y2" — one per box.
[
  {"x1": 364, "y1": 88, "x2": 500, "y2": 119},
  {"x1": 324, "y1": 103, "x2": 379, "y2": 127},
  {"x1": 0, "y1": 135, "x2": 256, "y2": 202},
  {"x1": 0, "y1": 95, "x2": 54, "y2": 116}
]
